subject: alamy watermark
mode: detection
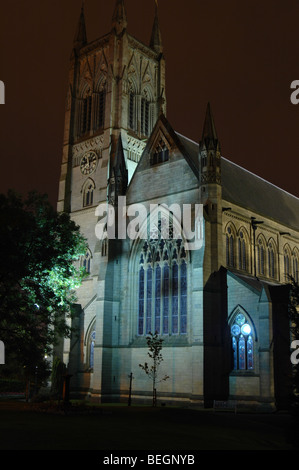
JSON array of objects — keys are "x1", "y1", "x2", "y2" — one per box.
[
  {"x1": 95, "y1": 197, "x2": 204, "y2": 251},
  {"x1": 0, "y1": 341, "x2": 5, "y2": 365},
  {"x1": 0, "y1": 81, "x2": 5, "y2": 104},
  {"x1": 290, "y1": 80, "x2": 299, "y2": 105},
  {"x1": 291, "y1": 340, "x2": 299, "y2": 365}
]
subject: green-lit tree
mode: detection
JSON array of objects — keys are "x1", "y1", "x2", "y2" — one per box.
[
  {"x1": 0, "y1": 190, "x2": 88, "y2": 383},
  {"x1": 139, "y1": 331, "x2": 169, "y2": 407}
]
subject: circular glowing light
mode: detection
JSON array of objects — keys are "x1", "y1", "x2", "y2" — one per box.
[{"x1": 241, "y1": 323, "x2": 251, "y2": 335}]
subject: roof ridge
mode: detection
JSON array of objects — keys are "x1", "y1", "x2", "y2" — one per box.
[{"x1": 175, "y1": 131, "x2": 299, "y2": 203}]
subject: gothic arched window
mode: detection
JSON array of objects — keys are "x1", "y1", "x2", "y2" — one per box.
[
  {"x1": 94, "y1": 88, "x2": 106, "y2": 130},
  {"x1": 83, "y1": 179, "x2": 95, "y2": 207},
  {"x1": 141, "y1": 90, "x2": 151, "y2": 137},
  {"x1": 151, "y1": 138, "x2": 169, "y2": 166},
  {"x1": 284, "y1": 245, "x2": 291, "y2": 282},
  {"x1": 257, "y1": 237, "x2": 266, "y2": 276},
  {"x1": 293, "y1": 249, "x2": 299, "y2": 283},
  {"x1": 87, "y1": 329, "x2": 96, "y2": 370},
  {"x1": 128, "y1": 80, "x2": 137, "y2": 133},
  {"x1": 238, "y1": 230, "x2": 247, "y2": 271},
  {"x1": 268, "y1": 241, "x2": 276, "y2": 279},
  {"x1": 137, "y1": 216, "x2": 188, "y2": 337},
  {"x1": 81, "y1": 250, "x2": 92, "y2": 274},
  {"x1": 79, "y1": 87, "x2": 92, "y2": 137},
  {"x1": 230, "y1": 309, "x2": 254, "y2": 371},
  {"x1": 226, "y1": 226, "x2": 235, "y2": 268}
]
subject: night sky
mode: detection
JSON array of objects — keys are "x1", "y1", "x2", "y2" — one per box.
[{"x1": 1, "y1": 0, "x2": 299, "y2": 207}]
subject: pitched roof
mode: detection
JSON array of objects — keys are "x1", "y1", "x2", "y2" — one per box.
[{"x1": 176, "y1": 132, "x2": 299, "y2": 231}]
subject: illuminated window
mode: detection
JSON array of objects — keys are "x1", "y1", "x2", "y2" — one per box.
[
  {"x1": 230, "y1": 311, "x2": 254, "y2": 371},
  {"x1": 137, "y1": 219, "x2": 187, "y2": 336},
  {"x1": 87, "y1": 330, "x2": 96, "y2": 369}
]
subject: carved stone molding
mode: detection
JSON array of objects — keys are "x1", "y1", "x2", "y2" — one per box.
[
  {"x1": 72, "y1": 135, "x2": 104, "y2": 167},
  {"x1": 127, "y1": 135, "x2": 146, "y2": 163}
]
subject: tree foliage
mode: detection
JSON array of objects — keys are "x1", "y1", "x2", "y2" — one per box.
[
  {"x1": 0, "y1": 190, "x2": 88, "y2": 376},
  {"x1": 139, "y1": 331, "x2": 169, "y2": 406}
]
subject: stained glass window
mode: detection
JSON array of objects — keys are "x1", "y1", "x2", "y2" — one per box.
[
  {"x1": 155, "y1": 266, "x2": 161, "y2": 334},
  {"x1": 172, "y1": 263, "x2": 178, "y2": 334},
  {"x1": 230, "y1": 312, "x2": 254, "y2": 370},
  {"x1": 138, "y1": 267, "x2": 145, "y2": 335},
  {"x1": 180, "y1": 261, "x2": 187, "y2": 334},
  {"x1": 146, "y1": 267, "x2": 153, "y2": 334},
  {"x1": 89, "y1": 330, "x2": 96, "y2": 369},
  {"x1": 137, "y1": 226, "x2": 187, "y2": 336},
  {"x1": 163, "y1": 265, "x2": 169, "y2": 334}
]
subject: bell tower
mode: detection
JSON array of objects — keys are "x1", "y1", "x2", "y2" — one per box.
[
  {"x1": 56, "y1": 1, "x2": 166, "y2": 395},
  {"x1": 57, "y1": 0, "x2": 166, "y2": 215}
]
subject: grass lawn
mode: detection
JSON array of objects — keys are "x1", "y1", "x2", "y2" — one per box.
[{"x1": 0, "y1": 400, "x2": 295, "y2": 451}]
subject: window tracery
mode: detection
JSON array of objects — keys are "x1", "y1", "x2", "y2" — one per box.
[
  {"x1": 230, "y1": 308, "x2": 254, "y2": 371},
  {"x1": 137, "y1": 214, "x2": 187, "y2": 336}
]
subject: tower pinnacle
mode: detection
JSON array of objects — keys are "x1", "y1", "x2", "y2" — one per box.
[
  {"x1": 73, "y1": 2, "x2": 87, "y2": 50},
  {"x1": 200, "y1": 103, "x2": 220, "y2": 152},
  {"x1": 112, "y1": 0, "x2": 127, "y2": 36},
  {"x1": 199, "y1": 103, "x2": 221, "y2": 185},
  {"x1": 150, "y1": 1, "x2": 163, "y2": 54}
]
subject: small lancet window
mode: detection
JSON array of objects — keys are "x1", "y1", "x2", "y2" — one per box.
[
  {"x1": 284, "y1": 248, "x2": 291, "y2": 282},
  {"x1": 141, "y1": 97, "x2": 150, "y2": 136},
  {"x1": 226, "y1": 226, "x2": 234, "y2": 268},
  {"x1": 88, "y1": 330, "x2": 96, "y2": 369},
  {"x1": 293, "y1": 252, "x2": 299, "y2": 283},
  {"x1": 151, "y1": 138, "x2": 169, "y2": 166},
  {"x1": 129, "y1": 92, "x2": 136, "y2": 132},
  {"x1": 257, "y1": 238, "x2": 265, "y2": 275},
  {"x1": 268, "y1": 242, "x2": 275, "y2": 279},
  {"x1": 238, "y1": 231, "x2": 247, "y2": 271},
  {"x1": 80, "y1": 92, "x2": 92, "y2": 136},
  {"x1": 83, "y1": 181, "x2": 95, "y2": 207},
  {"x1": 82, "y1": 251, "x2": 92, "y2": 274}
]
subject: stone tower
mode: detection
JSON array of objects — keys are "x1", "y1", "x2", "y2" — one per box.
[{"x1": 56, "y1": 1, "x2": 167, "y2": 395}]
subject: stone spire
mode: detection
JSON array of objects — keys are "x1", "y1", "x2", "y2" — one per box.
[
  {"x1": 73, "y1": 2, "x2": 87, "y2": 50},
  {"x1": 150, "y1": 1, "x2": 163, "y2": 54},
  {"x1": 112, "y1": 0, "x2": 127, "y2": 36},
  {"x1": 200, "y1": 102, "x2": 220, "y2": 152},
  {"x1": 199, "y1": 103, "x2": 221, "y2": 185}
]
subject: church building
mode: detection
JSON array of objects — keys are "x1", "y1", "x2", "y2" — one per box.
[{"x1": 57, "y1": 0, "x2": 298, "y2": 410}]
